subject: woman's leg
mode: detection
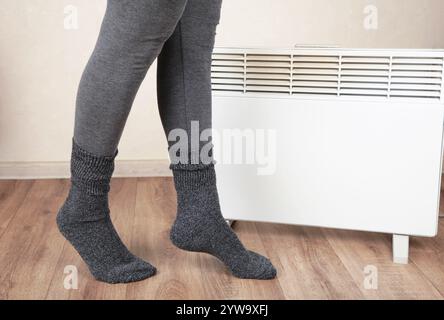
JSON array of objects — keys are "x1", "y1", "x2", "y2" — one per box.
[
  {"x1": 57, "y1": 0, "x2": 188, "y2": 284},
  {"x1": 157, "y1": 0, "x2": 276, "y2": 279},
  {"x1": 75, "y1": 0, "x2": 188, "y2": 156}
]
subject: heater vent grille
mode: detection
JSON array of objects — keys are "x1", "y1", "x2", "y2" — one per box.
[
  {"x1": 211, "y1": 48, "x2": 444, "y2": 101},
  {"x1": 292, "y1": 55, "x2": 339, "y2": 96}
]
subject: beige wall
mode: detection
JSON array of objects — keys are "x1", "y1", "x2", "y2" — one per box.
[{"x1": 0, "y1": 0, "x2": 443, "y2": 166}]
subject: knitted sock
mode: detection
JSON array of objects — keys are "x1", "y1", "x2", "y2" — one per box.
[
  {"x1": 170, "y1": 164, "x2": 277, "y2": 280},
  {"x1": 57, "y1": 140, "x2": 156, "y2": 283}
]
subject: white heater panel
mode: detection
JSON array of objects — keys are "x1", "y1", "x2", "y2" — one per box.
[{"x1": 213, "y1": 95, "x2": 443, "y2": 236}]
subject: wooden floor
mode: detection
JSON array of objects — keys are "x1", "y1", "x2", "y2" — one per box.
[{"x1": 0, "y1": 177, "x2": 444, "y2": 300}]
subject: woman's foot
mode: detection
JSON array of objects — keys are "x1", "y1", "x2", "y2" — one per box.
[
  {"x1": 170, "y1": 164, "x2": 276, "y2": 280},
  {"x1": 57, "y1": 141, "x2": 156, "y2": 284}
]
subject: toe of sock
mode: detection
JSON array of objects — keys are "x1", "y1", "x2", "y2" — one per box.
[
  {"x1": 102, "y1": 258, "x2": 157, "y2": 284},
  {"x1": 256, "y1": 257, "x2": 277, "y2": 280},
  {"x1": 231, "y1": 251, "x2": 277, "y2": 280},
  {"x1": 249, "y1": 251, "x2": 277, "y2": 280}
]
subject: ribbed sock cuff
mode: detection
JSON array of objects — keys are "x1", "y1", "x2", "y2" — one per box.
[
  {"x1": 70, "y1": 139, "x2": 117, "y2": 195},
  {"x1": 171, "y1": 163, "x2": 216, "y2": 189}
]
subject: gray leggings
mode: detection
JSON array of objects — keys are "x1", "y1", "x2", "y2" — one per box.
[{"x1": 74, "y1": 0, "x2": 222, "y2": 158}]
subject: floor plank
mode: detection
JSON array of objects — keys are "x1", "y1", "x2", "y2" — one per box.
[
  {"x1": 257, "y1": 223, "x2": 363, "y2": 299},
  {"x1": 408, "y1": 219, "x2": 444, "y2": 297},
  {"x1": 0, "y1": 180, "x2": 33, "y2": 238},
  {"x1": 324, "y1": 228, "x2": 443, "y2": 299},
  {"x1": 0, "y1": 180, "x2": 69, "y2": 299}
]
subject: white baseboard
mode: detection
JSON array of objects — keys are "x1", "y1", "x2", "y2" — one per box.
[{"x1": 0, "y1": 160, "x2": 172, "y2": 180}]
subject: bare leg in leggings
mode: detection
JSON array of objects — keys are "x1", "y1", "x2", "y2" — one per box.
[{"x1": 57, "y1": 0, "x2": 276, "y2": 284}]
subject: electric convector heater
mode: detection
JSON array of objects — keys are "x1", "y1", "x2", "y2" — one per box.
[{"x1": 211, "y1": 47, "x2": 444, "y2": 264}]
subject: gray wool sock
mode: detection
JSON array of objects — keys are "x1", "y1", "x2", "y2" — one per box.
[
  {"x1": 57, "y1": 140, "x2": 156, "y2": 283},
  {"x1": 170, "y1": 164, "x2": 277, "y2": 280}
]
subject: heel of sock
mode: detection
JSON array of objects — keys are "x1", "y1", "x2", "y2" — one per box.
[
  {"x1": 56, "y1": 204, "x2": 67, "y2": 236},
  {"x1": 169, "y1": 218, "x2": 208, "y2": 252},
  {"x1": 169, "y1": 220, "x2": 193, "y2": 251}
]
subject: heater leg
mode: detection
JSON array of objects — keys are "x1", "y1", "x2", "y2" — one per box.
[
  {"x1": 393, "y1": 234, "x2": 409, "y2": 264},
  {"x1": 226, "y1": 220, "x2": 235, "y2": 227}
]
